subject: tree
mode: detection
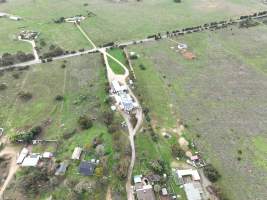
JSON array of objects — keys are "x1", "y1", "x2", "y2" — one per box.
[
  {"x1": 55, "y1": 95, "x2": 64, "y2": 101},
  {"x1": 0, "y1": 83, "x2": 7, "y2": 90},
  {"x1": 78, "y1": 115, "x2": 93, "y2": 130}
]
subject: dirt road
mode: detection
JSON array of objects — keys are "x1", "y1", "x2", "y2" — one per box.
[
  {"x1": 0, "y1": 145, "x2": 19, "y2": 199},
  {"x1": 101, "y1": 47, "x2": 143, "y2": 200}
]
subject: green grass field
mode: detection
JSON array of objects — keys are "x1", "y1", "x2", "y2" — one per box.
[
  {"x1": 128, "y1": 24, "x2": 267, "y2": 200},
  {"x1": 1, "y1": 0, "x2": 267, "y2": 55},
  {"x1": 107, "y1": 48, "x2": 126, "y2": 74},
  {"x1": 0, "y1": 54, "x2": 107, "y2": 138}
]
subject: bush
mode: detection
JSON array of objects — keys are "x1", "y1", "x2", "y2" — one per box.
[
  {"x1": 12, "y1": 73, "x2": 20, "y2": 79},
  {"x1": 139, "y1": 64, "x2": 146, "y2": 70},
  {"x1": 0, "y1": 83, "x2": 7, "y2": 90},
  {"x1": 203, "y1": 164, "x2": 221, "y2": 182},
  {"x1": 150, "y1": 159, "x2": 169, "y2": 175},
  {"x1": 18, "y1": 91, "x2": 33, "y2": 101},
  {"x1": 78, "y1": 115, "x2": 93, "y2": 130},
  {"x1": 55, "y1": 95, "x2": 64, "y2": 101},
  {"x1": 103, "y1": 111, "x2": 114, "y2": 126}
]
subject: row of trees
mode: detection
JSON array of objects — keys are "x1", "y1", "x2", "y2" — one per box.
[
  {"x1": 41, "y1": 45, "x2": 64, "y2": 59},
  {"x1": 0, "y1": 51, "x2": 34, "y2": 66}
]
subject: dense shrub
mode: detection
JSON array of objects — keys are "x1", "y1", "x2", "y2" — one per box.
[
  {"x1": 150, "y1": 159, "x2": 169, "y2": 175},
  {"x1": 78, "y1": 115, "x2": 93, "y2": 130},
  {"x1": 0, "y1": 52, "x2": 34, "y2": 67},
  {"x1": 12, "y1": 73, "x2": 20, "y2": 79},
  {"x1": 18, "y1": 91, "x2": 33, "y2": 101},
  {"x1": 42, "y1": 46, "x2": 64, "y2": 59},
  {"x1": 0, "y1": 83, "x2": 7, "y2": 90},
  {"x1": 10, "y1": 126, "x2": 42, "y2": 143},
  {"x1": 171, "y1": 143, "x2": 184, "y2": 158},
  {"x1": 55, "y1": 95, "x2": 64, "y2": 101},
  {"x1": 204, "y1": 164, "x2": 221, "y2": 182}
]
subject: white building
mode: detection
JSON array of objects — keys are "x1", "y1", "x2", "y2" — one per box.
[
  {"x1": 21, "y1": 153, "x2": 40, "y2": 167},
  {"x1": 176, "y1": 169, "x2": 201, "y2": 181}
]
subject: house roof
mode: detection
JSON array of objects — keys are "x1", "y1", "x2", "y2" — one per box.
[
  {"x1": 79, "y1": 161, "x2": 96, "y2": 176},
  {"x1": 21, "y1": 154, "x2": 40, "y2": 167},
  {"x1": 176, "y1": 169, "x2": 201, "y2": 181},
  {"x1": 183, "y1": 183, "x2": 202, "y2": 200},
  {"x1": 136, "y1": 184, "x2": 156, "y2": 200}
]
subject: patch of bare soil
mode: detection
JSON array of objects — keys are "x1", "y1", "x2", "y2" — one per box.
[
  {"x1": 181, "y1": 50, "x2": 196, "y2": 60},
  {"x1": 0, "y1": 156, "x2": 11, "y2": 189}
]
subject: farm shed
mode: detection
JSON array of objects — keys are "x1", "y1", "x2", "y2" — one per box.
[
  {"x1": 136, "y1": 184, "x2": 156, "y2": 200},
  {"x1": 71, "y1": 147, "x2": 82, "y2": 160}
]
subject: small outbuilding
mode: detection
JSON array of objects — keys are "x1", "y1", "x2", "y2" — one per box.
[
  {"x1": 71, "y1": 147, "x2": 83, "y2": 160},
  {"x1": 161, "y1": 188, "x2": 168, "y2": 196},
  {"x1": 42, "y1": 152, "x2": 53, "y2": 159},
  {"x1": 55, "y1": 162, "x2": 68, "y2": 176}
]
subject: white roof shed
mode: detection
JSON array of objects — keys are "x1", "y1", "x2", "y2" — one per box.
[
  {"x1": 71, "y1": 147, "x2": 82, "y2": 160},
  {"x1": 21, "y1": 154, "x2": 40, "y2": 167}
]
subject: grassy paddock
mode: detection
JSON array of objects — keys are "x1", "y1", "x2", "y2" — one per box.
[
  {"x1": 1, "y1": 0, "x2": 267, "y2": 54},
  {"x1": 129, "y1": 24, "x2": 267, "y2": 200},
  {"x1": 107, "y1": 48, "x2": 126, "y2": 74}
]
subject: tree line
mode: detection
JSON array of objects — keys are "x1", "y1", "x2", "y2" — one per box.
[{"x1": 0, "y1": 51, "x2": 34, "y2": 67}]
